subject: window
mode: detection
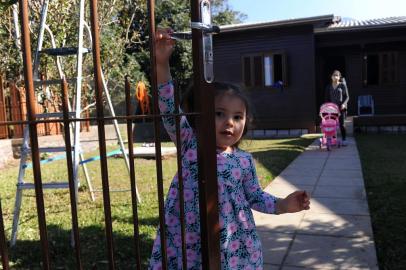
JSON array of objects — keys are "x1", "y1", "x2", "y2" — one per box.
[
  {"x1": 264, "y1": 56, "x2": 273, "y2": 86},
  {"x1": 363, "y1": 52, "x2": 398, "y2": 86},
  {"x1": 253, "y1": 56, "x2": 263, "y2": 86},
  {"x1": 242, "y1": 52, "x2": 288, "y2": 88},
  {"x1": 381, "y1": 52, "x2": 398, "y2": 84},
  {"x1": 243, "y1": 57, "x2": 251, "y2": 86}
]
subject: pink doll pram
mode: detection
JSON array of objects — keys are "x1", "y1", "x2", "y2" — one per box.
[{"x1": 319, "y1": 102, "x2": 341, "y2": 151}]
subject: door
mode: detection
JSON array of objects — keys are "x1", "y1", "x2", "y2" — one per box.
[{"x1": 317, "y1": 54, "x2": 346, "y2": 112}]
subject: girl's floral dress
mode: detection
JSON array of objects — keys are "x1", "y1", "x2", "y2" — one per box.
[{"x1": 149, "y1": 81, "x2": 279, "y2": 270}]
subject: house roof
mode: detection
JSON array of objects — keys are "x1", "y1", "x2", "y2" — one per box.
[
  {"x1": 218, "y1": 15, "x2": 406, "y2": 34},
  {"x1": 219, "y1": 15, "x2": 337, "y2": 33},
  {"x1": 315, "y1": 16, "x2": 406, "y2": 33}
]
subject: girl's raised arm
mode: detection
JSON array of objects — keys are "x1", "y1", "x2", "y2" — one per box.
[{"x1": 155, "y1": 29, "x2": 194, "y2": 146}]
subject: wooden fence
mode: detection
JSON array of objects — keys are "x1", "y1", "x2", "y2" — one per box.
[
  {"x1": 0, "y1": 76, "x2": 8, "y2": 138},
  {"x1": 0, "y1": 75, "x2": 89, "y2": 139}
]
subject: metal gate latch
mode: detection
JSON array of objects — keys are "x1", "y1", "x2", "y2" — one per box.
[{"x1": 191, "y1": 0, "x2": 220, "y2": 83}]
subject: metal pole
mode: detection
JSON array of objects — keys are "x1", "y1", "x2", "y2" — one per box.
[
  {"x1": 124, "y1": 78, "x2": 141, "y2": 269},
  {"x1": 0, "y1": 199, "x2": 10, "y2": 270},
  {"x1": 147, "y1": 0, "x2": 168, "y2": 268},
  {"x1": 73, "y1": 0, "x2": 86, "y2": 191},
  {"x1": 89, "y1": 0, "x2": 116, "y2": 268},
  {"x1": 12, "y1": 4, "x2": 23, "y2": 61},
  {"x1": 174, "y1": 85, "x2": 188, "y2": 269},
  {"x1": 18, "y1": 0, "x2": 51, "y2": 268},
  {"x1": 32, "y1": 0, "x2": 49, "y2": 80},
  {"x1": 61, "y1": 79, "x2": 83, "y2": 269},
  {"x1": 190, "y1": 0, "x2": 221, "y2": 269}
]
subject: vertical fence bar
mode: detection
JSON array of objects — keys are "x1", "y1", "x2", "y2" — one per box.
[
  {"x1": 174, "y1": 86, "x2": 187, "y2": 269},
  {"x1": 89, "y1": 0, "x2": 116, "y2": 268},
  {"x1": 18, "y1": 0, "x2": 51, "y2": 268},
  {"x1": 190, "y1": 0, "x2": 221, "y2": 269},
  {"x1": 124, "y1": 77, "x2": 142, "y2": 270},
  {"x1": 61, "y1": 79, "x2": 83, "y2": 269},
  {"x1": 0, "y1": 199, "x2": 10, "y2": 270},
  {"x1": 147, "y1": 0, "x2": 168, "y2": 269}
]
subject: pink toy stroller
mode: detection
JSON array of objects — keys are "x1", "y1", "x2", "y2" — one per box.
[{"x1": 319, "y1": 102, "x2": 341, "y2": 151}]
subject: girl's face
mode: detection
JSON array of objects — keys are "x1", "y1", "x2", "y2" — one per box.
[
  {"x1": 214, "y1": 94, "x2": 246, "y2": 152},
  {"x1": 331, "y1": 73, "x2": 340, "y2": 83}
]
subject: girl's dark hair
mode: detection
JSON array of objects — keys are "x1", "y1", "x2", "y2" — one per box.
[{"x1": 181, "y1": 81, "x2": 253, "y2": 145}]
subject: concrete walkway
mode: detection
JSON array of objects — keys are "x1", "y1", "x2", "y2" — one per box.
[{"x1": 253, "y1": 137, "x2": 379, "y2": 269}]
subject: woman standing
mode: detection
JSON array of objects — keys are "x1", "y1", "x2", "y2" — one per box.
[{"x1": 325, "y1": 70, "x2": 349, "y2": 145}]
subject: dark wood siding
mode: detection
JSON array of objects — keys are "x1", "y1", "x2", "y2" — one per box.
[
  {"x1": 350, "y1": 49, "x2": 406, "y2": 115},
  {"x1": 213, "y1": 25, "x2": 317, "y2": 131},
  {"x1": 215, "y1": 24, "x2": 406, "y2": 130}
]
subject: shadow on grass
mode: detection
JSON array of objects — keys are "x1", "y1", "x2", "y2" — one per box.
[
  {"x1": 252, "y1": 149, "x2": 301, "y2": 175},
  {"x1": 112, "y1": 215, "x2": 159, "y2": 227},
  {"x1": 249, "y1": 138, "x2": 315, "y2": 177},
  {"x1": 8, "y1": 219, "x2": 158, "y2": 269},
  {"x1": 245, "y1": 136, "x2": 316, "y2": 146}
]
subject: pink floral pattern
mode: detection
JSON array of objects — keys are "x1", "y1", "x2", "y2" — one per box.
[{"x1": 149, "y1": 81, "x2": 279, "y2": 270}]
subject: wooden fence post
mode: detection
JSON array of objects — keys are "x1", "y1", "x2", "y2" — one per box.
[
  {"x1": 10, "y1": 83, "x2": 24, "y2": 138},
  {"x1": 81, "y1": 86, "x2": 90, "y2": 132},
  {"x1": 0, "y1": 76, "x2": 8, "y2": 139},
  {"x1": 33, "y1": 95, "x2": 45, "y2": 136},
  {"x1": 50, "y1": 90, "x2": 61, "y2": 135}
]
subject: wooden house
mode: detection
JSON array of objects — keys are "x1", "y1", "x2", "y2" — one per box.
[{"x1": 213, "y1": 15, "x2": 406, "y2": 133}]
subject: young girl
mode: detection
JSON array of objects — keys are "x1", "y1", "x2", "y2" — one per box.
[{"x1": 149, "y1": 28, "x2": 310, "y2": 270}]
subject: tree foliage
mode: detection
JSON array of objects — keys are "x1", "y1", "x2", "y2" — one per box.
[
  {"x1": 0, "y1": 3, "x2": 21, "y2": 80},
  {"x1": 0, "y1": 0, "x2": 17, "y2": 13},
  {"x1": 0, "y1": 0, "x2": 245, "y2": 106},
  {"x1": 126, "y1": 0, "x2": 246, "y2": 91}
]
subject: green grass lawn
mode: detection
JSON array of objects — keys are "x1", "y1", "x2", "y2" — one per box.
[
  {"x1": 355, "y1": 134, "x2": 406, "y2": 270},
  {"x1": 0, "y1": 136, "x2": 316, "y2": 269}
]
